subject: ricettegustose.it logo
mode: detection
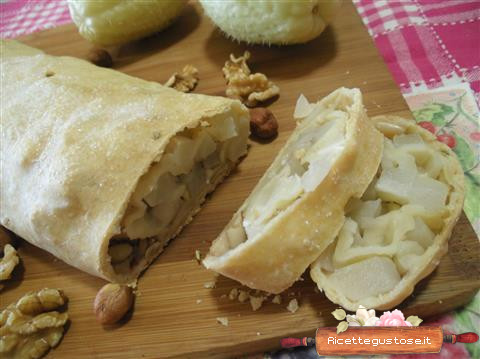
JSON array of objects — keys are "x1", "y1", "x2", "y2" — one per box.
[{"x1": 280, "y1": 305, "x2": 479, "y2": 356}]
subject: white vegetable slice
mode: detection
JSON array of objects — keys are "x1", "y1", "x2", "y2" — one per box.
[
  {"x1": 350, "y1": 199, "x2": 382, "y2": 229},
  {"x1": 294, "y1": 94, "x2": 314, "y2": 120},
  {"x1": 406, "y1": 218, "x2": 435, "y2": 249},
  {"x1": 311, "y1": 115, "x2": 464, "y2": 310},
  {"x1": 204, "y1": 88, "x2": 383, "y2": 293},
  {"x1": 376, "y1": 168, "x2": 449, "y2": 213},
  {"x1": 329, "y1": 256, "x2": 401, "y2": 302}
]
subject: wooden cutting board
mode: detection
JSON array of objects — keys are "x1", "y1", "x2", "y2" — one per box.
[{"x1": 3, "y1": 1, "x2": 479, "y2": 358}]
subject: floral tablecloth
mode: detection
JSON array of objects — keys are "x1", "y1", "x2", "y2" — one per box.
[{"x1": 1, "y1": 1, "x2": 478, "y2": 358}]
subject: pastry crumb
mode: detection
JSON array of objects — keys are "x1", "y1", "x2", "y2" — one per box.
[
  {"x1": 196, "y1": 299, "x2": 202, "y2": 304},
  {"x1": 216, "y1": 317, "x2": 229, "y2": 326},
  {"x1": 128, "y1": 279, "x2": 138, "y2": 290},
  {"x1": 238, "y1": 290, "x2": 249, "y2": 303},
  {"x1": 272, "y1": 295, "x2": 282, "y2": 304},
  {"x1": 194, "y1": 250, "x2": 201, "y2": 262},
  {"x1": 256, "y1": 332, "x2": 261, "y2": 336},
  {"x1": 287, "y1": 299, "x2": 299, "y2": 313},
  {"x1": 203, "y1": 281, "x2": 216, "y2": 289},
  {"x1": 249, "y1": 295, "x2": 266, "y2": 311},
  {"x1": 229, "y1": 288, "x2": 239, "y2": 300},
  {"x1": 134, "y1": 290, "x2": 142, "y2": 297}
]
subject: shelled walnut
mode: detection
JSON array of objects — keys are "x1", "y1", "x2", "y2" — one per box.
[
  {"x1": 164, "y1": 65, "x2": 199, "y2": 93},
  {"x1": 0, "y1": 288, "x2": 69, "y2": 359},
  {"x1": 223, "y1": 51, "x2": 279, "y2": 107},
  {"x1": 0, "y1": 244, "x2": 19, "y2": 290}
]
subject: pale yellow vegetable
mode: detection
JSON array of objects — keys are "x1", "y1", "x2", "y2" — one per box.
[
  {"x1": 67, "y1": 0, "x2": 187, "y2": 46},
  {"x1": 199, "y1": 0, "x2": 342, "y2": 45}
]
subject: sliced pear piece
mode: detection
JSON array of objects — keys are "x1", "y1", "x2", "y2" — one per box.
[
  {"x1": 329, "y1": 256, "x2": 401, "y2": 302},
  {"x1": 203, "y1": 88, "x2": 383, "y2": 293}
]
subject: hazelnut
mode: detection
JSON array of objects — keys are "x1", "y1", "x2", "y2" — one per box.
[
  {"x1": 87, "y1": 48, "x2": 113, "y2": 68},
  {"x1": 249, "y1": 107, "x2": 278, "y2": 139},
  {"x1": 94, "y1": 283, "x2": 133, "y2": 325}
]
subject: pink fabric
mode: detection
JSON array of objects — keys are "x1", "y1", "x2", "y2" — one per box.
[
  {"x1": 1, "y1": 0, "x2": 478, "y2": 105},
  {"x1": 0, "y1": 0, "x2": 70, "y2": 39},
  {"x1": 354, "y1": 0, "x2": 480, "y2": 105}
]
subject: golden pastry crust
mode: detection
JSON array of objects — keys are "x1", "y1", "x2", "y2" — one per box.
[
  {"x1": 204, "y1": 88, "x2": 383, "y2": 293},
  {"x1": 310, "y1": 115, "x2": 465, "y2": 310},
  {"x1": 0, "y1": 40, "x2": 249, "y2": 283}
]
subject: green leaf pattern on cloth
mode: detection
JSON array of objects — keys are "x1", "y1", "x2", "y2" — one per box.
[
  {"x1": 412, "y1": 103, "x2": 454, "y2": 126},
  {"x1": 453, "y1": 295, "x2": 480, "y2": 358},
  {"x1": 465, "y1": 174, "x2": 480, "y2": 223},
  {"x1": 452, "y1": 134, "x2": 476, "y2": 170},
  {"x1": 407, "y1": 85, "x2": 480, "y2": 359},
  {"x1": 407, "y1": 87, "x2": 480, "y2": 238}
]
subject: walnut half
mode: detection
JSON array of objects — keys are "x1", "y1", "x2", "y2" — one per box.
[
  {"x1": 164, "y1": 65, "x2": 199, "y2": 93},
  {"x1": 0, "y1": 288, "x2": 69, "y2": 359},
  {"x1": 223, "y1": 51, "x2": 279, "y2": 107},
  {"x1": 0, "y1": 244, "x2": 19, "y2": 290}
]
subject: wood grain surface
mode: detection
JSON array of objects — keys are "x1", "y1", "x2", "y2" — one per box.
[{"x1": 3, "y1": 1, "x2": 479, "y2": 358}]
